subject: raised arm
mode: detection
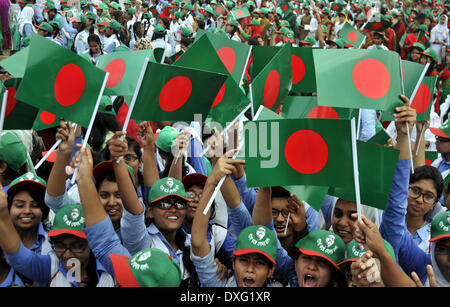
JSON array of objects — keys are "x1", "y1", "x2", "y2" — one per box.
[
  {"x1": 168, "y1": 130, "x2": 191, "y2": 181},
  {"x1": 138, "y1": 122, "x2": 159, "y2": 188}
]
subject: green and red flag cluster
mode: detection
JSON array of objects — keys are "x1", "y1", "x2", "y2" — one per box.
[
  {"x1": 250, "y1": 44, "x2": 292, "y2": 114},
  {"x1": 231, "y1": 6, "x2": 250, "y2": 19},
  {"x1": 313, "y1": 49, "x2": 403, "y2": 118},
  {"x1": 15, "y1": 34, "x2": 107, "y2": 128},
  {"x1": 0, "y1": 79, "x2": 39, "y2": 129},
  {"x1": 281, "y1": 96, "x2": 358, "y2": 120},
  {"x1": 130, "y1": 60, "x2": 227, "y2": 122},
  {"x1": 97, "y1": 49, "x2": 155, "y2": 96},
  {"x1": 364, "y1": 13, "x2": 393, "y2": 31},
  {"x1": 401, "y1": 60, "x2": 427, "y2": 99},
  {"x1": 338, "y1": 22, "x2": 366, "y2": 49},
  {"x1": 244, "y1": 118, "x2": 354, "y2": 188}
]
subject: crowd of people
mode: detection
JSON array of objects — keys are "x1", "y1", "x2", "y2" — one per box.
[{"x1": 0, "y1": 0, "x2": 449, "y2": 289}]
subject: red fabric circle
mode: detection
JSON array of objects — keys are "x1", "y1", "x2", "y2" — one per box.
[
  {"x1": 352, "y1": 58, "x2": 391, "y2": 99},
  {"x1": 411, "y1": 84, "x2": 431, "y2": 113},
  {"x1": 217, "y1": 47, "x2": 236, "y2": 74},
  {"x1": 291, "y1": 54, "x2": 306, "y2": 85},
  {"x1": 263, "y1": 70, "x2": 280, "y2": 109},
  {"x1": 54, "y1": 64, "x2": 85, "y2": 107},
  {"x1": 159, "y1": 76, "x2": 192, "y2": 112},
  {"x1": 40, "y1": 110, "x2": 57, "y2": 125},
  {"x1": 211, "y1": 83, "x2": 226, "y2": 108},
  {"x1": 104, "y1": 58, "x2": 127, "y2": 88},
  {"x1": 307, "y1": 106, "x2": 339, "y2": 119}
]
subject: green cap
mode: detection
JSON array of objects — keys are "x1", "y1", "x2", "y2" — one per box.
[
  {"x1": 110, "y1": 2, "x2": 122, "y2": 10},
  {"x1": 85, "y1": 11, "x2": 97, "y2": 21},
  {"x1": 233, "y1": 225, "x2": 277, "y2": 264},
  {"x1": 261, "y1": 7, "x2": 269, "y2": 14},
  {"x1": 153, "y1": 24, "x2": 165, "y2": 35},
  {"x1": 44, "y1": 1, "x2": 56, "y2": 10},
  {"x1": 301, "y1": 35, "x2": 316, "y2": 46},
  {"x1": 155, "y1": 126, "x2": 180, "y2": 152},
  {"x1": 48, "y1": 204, "x2": 86, "y2": 239},
  {"x1": 279, "y1": 20, "x2": 290, "y2": 27},
  {"x1": 429, "y1": 211, "x2": 450, "y2": 242},
  {"x1": 355, "y1": 12, "x2": 366, "y2": 20},
  {"x1": 205, "y1": 5, "x2": 214, "y2": 15},
  {"x1": 7, "y1": 172, "x2": 47, "y2": 197},
  {"x1": 295, "y1": 230, "x2": 346, "y2": 271},
  {"x1": 418, "y1": 24, "x2": 428, "y2": 32},
  {"x1": 225, "y1": 17, "x2": 239, "y2": 27},
  {"x1": 194, "y1": 13, "x2": 205, "y2": 21},
  {"x1": 125, "y1": 7, "x2": 136, "y2": 15},
  {"x1": 411, "y1": 42, "x2": 425, "y2": 51},
  {"x1": 97, "y1": 2, "x2": 109, "y2": 10},
  {"x1": 179, "y1": 26, "x2": 193, "y2": 37},
  {"x1": 98, "y1": 96, "x2": 115, "y2": 115},
  {"x1": 174, "y1": 10, "x2": 184, "y2": 19},
  {"x1": 143, "y1": 12, "x2": 153, "y2": 19},
  {"x1": 107, "y1": 19, "x2": 122, "y2": 32},
  {"x1": 0, "y1": 132, "x2": 28, "y2": 171},
  {"x1": 339, "y1": 239, "x2": 396, "y2": 266},
  {"x1": 148, "y1": 177, "x2": 189, "y2": 204},
  {"x1": 49, "y1": 19, "x2": 62, "y2": 30},
  {"x1": 432, "y1": 118, "x2": 450, "y2": 140},
  {"x1": 36, "y1": 22, "x2": 54, "y2": 32},
  {"x1": 422, "y1": 47, "x2": 439, "y2": 63},
  {"x1": 226, "y1": 1, "x2": 234, "y2": 9},
  {"x1": 109, "y1": 248, "x2": 182, "y2": 287}
]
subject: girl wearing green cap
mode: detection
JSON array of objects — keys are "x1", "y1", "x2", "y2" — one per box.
[{"x1": 73, "y1": 13, "x2": 98, "y2": 54}]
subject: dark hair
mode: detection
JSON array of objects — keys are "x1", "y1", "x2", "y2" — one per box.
[
  {"x1": 88, "y1": 113, "x2": 122, "y2": 153},
  {"x1": 176, "y1": 228, "x2": 200, "y2": 288},
  {"x1": 196, "y1": 20, "x2": 205, "y2": 30},
  {"x1": 95, "y1": 170, "x2": 117, "y2": 191},
  {"x1": 159, "y1": 17, "x2": 170, "y2": 29},
  {"x1": 7, "y1": 186, "x2": 50, "y2": 221},
  {"x1": 87, "y1": 34, "x2": 104, "y2": 56},
  {"x1": 133, "y1": 21, "x2": 143, "y2": 40},
  {"x1": 271, "y1": 188, "x2": 290, "y2": 199},
  {"x1": 0, "y1": 161, "x2": 28, "y2": 184},
  {"x1": 180, "y1": 37, "x2": 192, "y2": 48},
  {"x1": 410, "y1": 165, "x2": 444, "y2": 200},
  {"x1": 159, "y1": 150, "x2": 189, "y2": 179}
]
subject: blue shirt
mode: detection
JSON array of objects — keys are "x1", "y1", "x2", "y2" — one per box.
[
  {"x1": 379, "y1": 159, "x2": 431, "y2": 284},
  {"x1": 0, "y1": 268, "x2": 24, "y2": 287}
]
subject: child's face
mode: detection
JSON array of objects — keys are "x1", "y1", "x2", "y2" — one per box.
[
  {"x1": 332, "y1": 199, "x2": 357, "y2": 244},
  {"x1": 295, "y1": 254, "x2": 332, "y2": 287},
  {"x1": 9, "y1": 190, "x2": 43, "y2": 231},
  {"x1": 434, "y1": 238, "x2": 450, "y2": 282},
  {"x1": 232, "y1": 254, "x2": 276, "y2": 287}
]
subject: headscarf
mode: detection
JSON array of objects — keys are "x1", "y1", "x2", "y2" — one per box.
[
  {"x1": 426, "y1": 241, "x2": 450, "y2": 287},
  {"x1": 18, "y1": 6, "x2": 36, "y2": 36},
  {"x1": 433, "y1": 15, "x2": 448, "y2": 35}
]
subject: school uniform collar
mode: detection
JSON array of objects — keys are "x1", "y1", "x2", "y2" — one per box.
[{"x1": 29, "y1": 222, "x2": 48, "y2": 253}]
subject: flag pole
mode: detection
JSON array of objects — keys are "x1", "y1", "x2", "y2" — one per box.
[
  {"x1": 351, "y1": 117, "x2": 365, "y2": 250},
  {"x1": 399, "y1": 58, "x2": 415, "y2": 174},
  {"x1": 409, "y1": 63, "x2": 430, "y2": 104},
  {"x1": 34, "y1": 123, "x2": 78, "y2": 170},
  {"x1": 71, "y1": 72, "x2": 110, "y2": 184},
  {"x1": 239, "y1": 46, "x2": 253, "y2": 87},
  {"x1": 116, "y1": 57, "x2": 150, "y2": 163},
  {"x1": 0, "y1": 90, "x2": 8, "y2": 144}
]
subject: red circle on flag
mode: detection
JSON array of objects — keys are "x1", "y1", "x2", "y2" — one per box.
[
  {"x1": 212, "y1": 83, "x2": 226, "y2": 108},
  {"x1": 333, "y1": 4, "x2": 338, "y2": 10},
  {"x1": 307, "y1": 106, "x2": 339, "y2": 119},
  {"x1": 5, "y1": 87, "x2": 17, "y2": 118},
  {"x1": 54, "y1": 64, "x2": 85, "y2": 107},
  {"x1": 371, "y1": 22, "x2": 382, "y2": 30},
  {"x1": 159, "y1": 76, "x2": 192, "y2": 112},
  {"x1": 411, "y1": 84, "x2": 431, "y2": 114},
  {"x1": 284, "y1": 130, "x2": 329, "y2": 174},
  {"x1": 347, "y1": 30, "x2": 358, "y2": 43},
  {"x1": 402, "y1": 68, "x2": 405, "y2": 80},
  {"x1": 263, "y1": 70, "x2": 280, "y2": 109},
  {"x1": 217, "y1": 7, "x2": 223, "y2": 14},
  {"x1": 104, "y1": 58, "x2": 126, "y2": 88},
  {"x1": 352, "y1": 58, "x2": 390, "y2": 99},
  {"x1": 40, "y1": 110, "x2": 56, "y2": 125},
  {"x1": 236, "y1": 9, "x2": 244, "y2": 17},
  {"x1": 291, "y1": 54, "x2": 305, "y2": 85},
  {"x1": 425, "y1": 158, "x2": 432, "y2": 166},
  {"x1": 282, "y1": 4, "x2": 288, "y2": 11},
  {"x1": 217, "y1": 46, "x2": 236, "y2": 74}
]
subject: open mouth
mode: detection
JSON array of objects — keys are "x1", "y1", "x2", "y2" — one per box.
[
  {"x1": 106, "y1": 209, "x2": 119, "y2": 215},
  {"x1": 19, "y1": 217, "x2": 33, "y2": 224},
  {"x1": 167, "y1": 216, "x2": 179, "y2": 221},
  {"x1": 335, "y1": 229, "x2": 352, "y2": 237},
  {"x1": 274, "y1": 225, "x2": 286, "y2": 233},
  {"x1": 242, "y1": 277, "x2": 255, "y2": 287},
  {"x1": 302, "y1": 274, "x2": 318, "y2": 287}
]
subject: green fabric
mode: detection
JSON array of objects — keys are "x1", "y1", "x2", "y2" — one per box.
[
  {"x1": 402, "y1": 59, "x2": 427, "y2": 100},
  {"x1": 338, "y1": 22, "x2": 365, "y2": 48},
  {"x1": 0, "y1": 131, "x2": 28, "y2": 171},
  {"x1": 0, "y1": 45, "x2": 29, "y2": 78},
  {"x1": 412, "y1": 75, "x2": 437, "y2": 121},
  {"x1": 48, "y1": 204, "x2": 86, "y2": 238},
  {"x1": 148, "y1": 177, "x2": 187, "y2": 203},
  {"x1": 290, "y1": 46, "x2": 316, "y2": 94},
  {"x1": 155, "y1": 126, "x2": 180, "y2": 152},
  {"x1": 430, "y1": 211, "x2": 450, "y2": 241}
]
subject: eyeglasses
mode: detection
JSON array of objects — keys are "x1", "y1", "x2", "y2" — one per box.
[
  {"x1": 124, "y1": 154, "x2": 139, "y2": 162},
  {"x1": 186, "y1": 191, "x2": 202, "y2": 199},
  {"x1": 408, "y1": 186, "x2": 437, "y2": 205},
  {"x1": 435, "y1": 135, "x2": 450, "y2": 143},
  {"x1": 52, "y1": 243, "x2": 88, "y2": 254},
  {"x1": 154, "y1": 200, "x2": 188, "y2": 210},
  {"x1": 435, "y1": 245, "x2": 450, "y2": 255},
  {"x1": 271, "y1": 208, "x2": 290, "y2": 219}
]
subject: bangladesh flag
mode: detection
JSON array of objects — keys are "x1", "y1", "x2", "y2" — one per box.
[
  {"x1": 338, "y1": 22, "x2": 366, "y2": 49},
  {"x1": 130, "y1": 61, "x2": 227, "y2": 122},
  {"x1": 425, "y1": 150, "x2": 438, "y2": 166},
  {"x1": 97, "y1": 49, "x2": 155, "y2": 96},
  {"x1": 367, "y1": 128, "x2": 391, "y2": 146},
  {"x1": 0, "y1": 79, "x2": 39, "y2": 129},
  {"x1": 0, "y1": 46, "x2": 29, "y2": 78},
  {"x1": 214, "y1": 4, "x2": 226, "y2": 17},
  {"x1": 250, "y1": 44, "x2": 292, "y2": 113},
  {"x1": 364, "y1": 14, "x2": 393, "y2": 31},
  {"x1": 313, "y1": 49, "x2": 403, "y2": 115},
  {"x1": 330, "y1": 1, "x2": 345, "y2": 12},
  {"x1": 290, "y1": 47, "x2": 316, "y2": 94},
  {"x1": 328, "y1": 140, "x2": 400, "y2": 210},
  {"x1": 281, "y1": 96, "x2": 359, "y2": 120},
  {"x1": 244, "y1": 118, "x2": 354, "y2": 188},
  {"x1": 401, "y1": 60, "x2": 427, "y2": 99},
  {"x1": 33, "y1": 109, "x2": 60, "y2": 131},
  {"x1": 15, "y1": 34, "x2": 107, "y2": 128},
  {"x1": 174, "y1": 34, "x2": 249, "y2": 128},
  {"x1": 231, "y1": 6, "x2": 250, "y2": 19},
  {"x1": 410, "y1": 75, "x2": 437, "y2": 121}
]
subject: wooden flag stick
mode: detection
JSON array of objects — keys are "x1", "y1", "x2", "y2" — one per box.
[
  {"x1": 34, "y1": 122, "x2": 78, "y2": 170},
  {"x1": 71, "y1": 72, "x2": 110, "y2": 184},
  {"x1": 116, "y1": 57, "x2": 150, "y2": 163},
  {"x1": 0, "y1": 90, "x2": 8, "y2": 144}
]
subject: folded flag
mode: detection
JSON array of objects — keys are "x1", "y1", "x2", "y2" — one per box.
[
  {"x1": 15, "y1": 34, "x2": 107, "y2": 128},
  {"x1": 97, "y1": 49, "x2": 155, "y2": 96},
  {"x1": 367, "y1": 128, "x2": 391, "y2": 146},
  {"x1": 130, "y1": 61, "x2": 227, "y2": 122},
  {"x1": 244, "y1": 118, "x2": 353, "y2": 188},
  {"x1": 281, "y1": 96, "x2": 358, "y2": 120},
  {"x1": 33, "y1": 109, "x2": 60, "y2": 131}
]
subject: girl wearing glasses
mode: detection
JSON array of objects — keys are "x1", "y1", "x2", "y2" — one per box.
[{"x1": 0, "y1": 200, "x2": 114, "y2": 287}]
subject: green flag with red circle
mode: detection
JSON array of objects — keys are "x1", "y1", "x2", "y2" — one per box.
[
  {"x1": 281, "y1": 96, "x2": 359, "y2": 120},
  {"x1": 425, "y1": 150, "x2": 438, "y2": 166},
  {"x1": 250, "y1": 43, "x2": 292, "y2": 114},
  {"x1": 410, "y1": 75, "x2": 437, "y2": 121},
  {"x1": 231, "y1": 6, "x2": 250, "y2": 19},
  {"x1": 130, "y1": 61, "x2": 227, "y2": 122},
  {"x1": 328, "y1": 140, "x2": 400, "y2": 210},
  {"x1": 214, "y1": 4, "x2": 226, "y2": 17},
  {"x1": 290, "y1": 47, "x2": 316, "y2": 94},
  {"x1": 15, "y1": 34, "x2": 107, "y2": 128},
  {"x1": 338, "y1": 22, "x2": 366, "y2": 49},
  {"x1": 33, "y1": 109, "x2": 60, "y2": 131},
  {"x1": 0, "y1": 78, "x2": 39, "y2": 129},
  {"x1": 243, "y1": 118, "x2": 354, "y2": 188},
  {"x1": 97, "y1": 49, "x2": 156, "y2": 97},
  {"x1": 174, "y1": 34, "x2": 249, "y2": 128},
  {"x1": 313, "y1": 49, "x2": 403, "y2": 115},
  {"x1": 401, "y1": 60, "x2": 427, "y2": 100}
]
